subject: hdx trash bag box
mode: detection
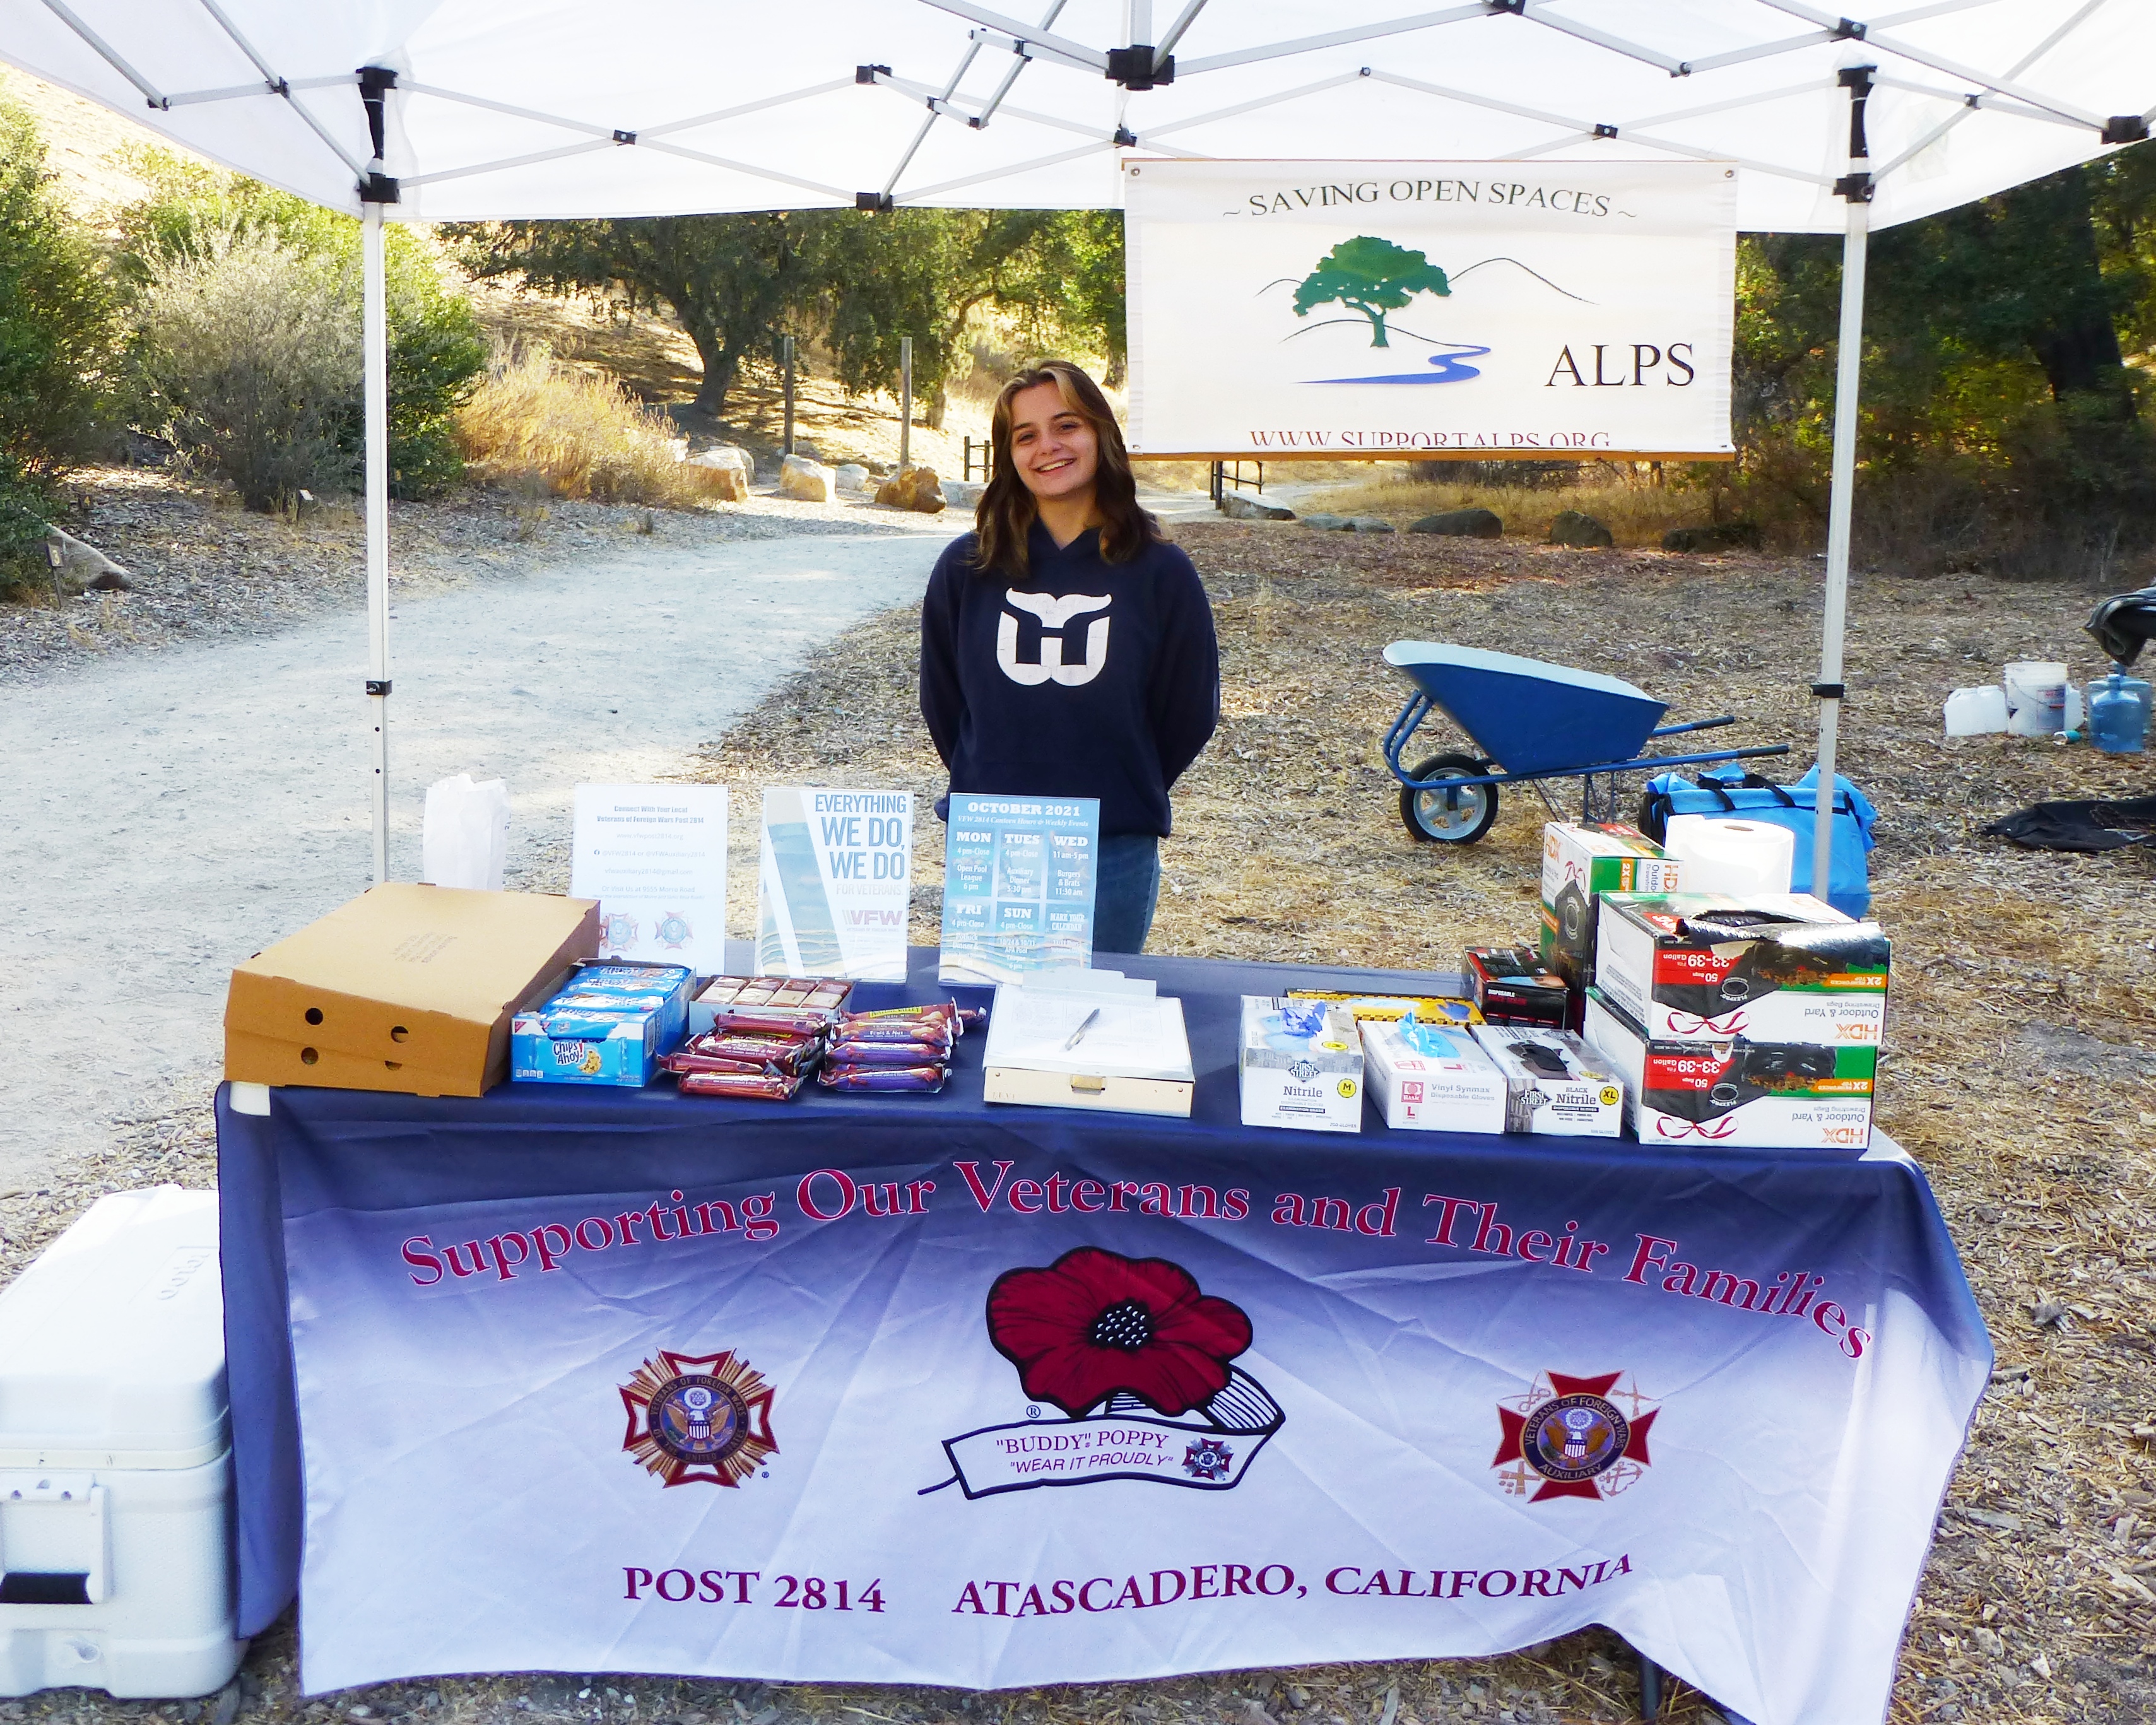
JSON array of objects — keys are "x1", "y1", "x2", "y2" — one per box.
[{"x1": 225, "y1": 885, "x2": 600, "y2": 1097}]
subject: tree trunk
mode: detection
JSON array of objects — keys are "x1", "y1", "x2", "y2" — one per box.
[
  {"x1": 926, "y1": 386, "x2": 947, "y2": 432},
  {"x1": 680, "y1": 312, "x2": 735, "y2": 416}
]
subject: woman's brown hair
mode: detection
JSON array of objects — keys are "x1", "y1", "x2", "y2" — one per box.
[{"x1": 970, "y1": 360, "x2": 1160, "y2": 579}]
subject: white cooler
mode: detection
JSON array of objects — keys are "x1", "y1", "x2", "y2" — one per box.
[{"x1": 0, "y1": 1186, "x2": 244, "y2": 1697}]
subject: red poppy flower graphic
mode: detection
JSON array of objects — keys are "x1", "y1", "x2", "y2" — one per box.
[{"x1": 986, "y1": 1247, "x2": 1254, "y2": 1418}]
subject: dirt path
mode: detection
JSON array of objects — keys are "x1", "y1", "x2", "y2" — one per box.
[{"x1": 0, "y1": 521, "x2": 946, "y2": 1192}]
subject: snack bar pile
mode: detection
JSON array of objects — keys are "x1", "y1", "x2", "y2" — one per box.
[
  {"x1": 659, "y1": 977, "x2": 986, "y2": 1100},
  {"x1": 663, "y1": 975, "x2": 854, "y2": 1099}
]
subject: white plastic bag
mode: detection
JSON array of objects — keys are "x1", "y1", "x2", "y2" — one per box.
[{"x1": 422, "y1": 774, "x2": 511, "y2": 890}]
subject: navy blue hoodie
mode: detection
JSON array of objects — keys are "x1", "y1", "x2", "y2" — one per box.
[{"x1": 920, "y1": 522, "x2": 1220, "y2": 837}]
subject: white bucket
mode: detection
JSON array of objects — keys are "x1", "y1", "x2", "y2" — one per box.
[
  {"x1": 1662, "y1": 816, "x2": 1796, "y2": 900},
  {"x1": 2004, "y1": 661, "x2": 2068, "y2": 736},
  {"x1": 1943, "y1": 685, "x2": 2008, "y2": 736}
]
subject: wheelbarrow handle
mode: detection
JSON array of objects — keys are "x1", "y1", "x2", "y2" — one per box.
[{"x1": 1648, "y1": 714, "x2": 1738, "y2": 738}]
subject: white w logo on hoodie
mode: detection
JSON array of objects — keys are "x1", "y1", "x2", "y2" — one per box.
[{"x1": 996, "y1": 591, "x2": 1112, "y2": 687}]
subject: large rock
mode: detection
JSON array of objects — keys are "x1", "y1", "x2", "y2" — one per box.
[
  {"x1": 44, "y1": 524, "x2": 133, "y2": 592},
  {"x1": 1549, "y1": 509, "x2": 1614, "y2": 548},
  {"x1": 876, "y1": 466, "x2": 947, "y2": 513},
  {"x1": 834, "y1": 462, "x2": 873, "y2": 493},
  {"x1": 690, "y1": 444, "x2": 752, "y2": 476},
  {"x1": 693, "y1": 464, "x2": 749, "y2": 503},
  {"x1": 942, "y1": 479, "x2": 985, "y2": 511},
  {"x1": 1408, "y1": 507, "x2": 1502, "y2": 538},
  {"x1": 1661, "y1": 521, "x2": 1762, "y2": 553},
  {"x1": 1349, "y1": 516, "x2": 1396, "y2": 534},
  {"x1": 1302, "y1": 513, "x2": 1351, "y2": 531},
  {"x1": 778, "y1": 454, "x2": 835, "y2": 503},
  {"x1": 1222, "y1": 492, "x2": 1293, "y2": 521}
]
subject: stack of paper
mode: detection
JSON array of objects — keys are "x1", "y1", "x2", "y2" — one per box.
[{"x1": 982, "y1": 980, "x2": 1194, "y2": 1118}]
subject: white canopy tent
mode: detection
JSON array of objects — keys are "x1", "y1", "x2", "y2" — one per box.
[{"x1": 7, "y1": 0, "x2": 2153, "y2": 894}]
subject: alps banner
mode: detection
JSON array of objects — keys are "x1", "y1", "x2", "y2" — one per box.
[
  {"x1": 1125, "y1": 159, "x2": 1737, "y2": 460},
  {"x1": 283, "y1": 1121, "x2": 1986, "y2": 1724}
]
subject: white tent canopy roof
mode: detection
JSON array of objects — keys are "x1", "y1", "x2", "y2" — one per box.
[{"x1": 5, "y1": 0, "x2": 2152, "y2": 232}]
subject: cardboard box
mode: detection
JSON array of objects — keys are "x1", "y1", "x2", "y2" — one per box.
[
  {"x1": 1287, "y1": 991, "x2": 1482, "y2": 1026},
  {"x1": 225, "y1": 885, "x2": 599, "y2": 1097},
  {"x1": 511, "y1": 960, "x2": 694, "y2": 1087},
  {"x1": 1594, "y1": 892, "x2": 1888, "y2": 1046},
  {"x1": 1360, "y1": 1018, "x2": 1507, "y2": 1134},
  {"x1": 1239, "y1": 998, "x2": 1363, "y2": 1133},
  {"x1": 1538, "y1": 823, "x2": 1682, "y2": 992},
  {"x1": 1583, "y1": 991, "x2": 1874, "y2": 1150},
  {"x1": 1471, "y1": 1024, "x2": 1625, "y2": 1137},
  {"x1": 1463, "y1": 946, "x2": 1570, "y2": 1027}
]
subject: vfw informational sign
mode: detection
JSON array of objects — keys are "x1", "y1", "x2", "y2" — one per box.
[
  {"x1": 755, "y1": 787, "x2": 912, "y2": 982},
  {"x1": 1126, "y1": 159, "x2": 1736, "y2": 459},
  {"x1": 938, "y1": 792, "x2": 1099, "y2": 985},
  {"x1": 570, "y1": 785, "x2": 728, "y2": 974}
]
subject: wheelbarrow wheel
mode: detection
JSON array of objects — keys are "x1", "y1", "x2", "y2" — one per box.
[{"x1": 1399, "y1": 753, "x2": 1500, "y2": 844}]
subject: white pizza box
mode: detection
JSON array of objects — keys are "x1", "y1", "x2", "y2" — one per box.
[
  {"x1": 0, "y1": 1187, "x2": 245, "y2": 1698},
  {"x1": 1360, "y1": 1017, "x2": 1507, "y2": 1134}
]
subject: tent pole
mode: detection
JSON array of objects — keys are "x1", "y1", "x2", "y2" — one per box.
[
  {"x1": 363, "y1": 199, "x2": 391, "y2": 888},
  {"x1": 1812, "y1": 69, "x2": 1873, "y2": 902}
]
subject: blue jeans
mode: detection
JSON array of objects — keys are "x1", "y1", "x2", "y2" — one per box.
[{"x1": 1093, "y1": 834, "x2": 1161, "y2": 955}]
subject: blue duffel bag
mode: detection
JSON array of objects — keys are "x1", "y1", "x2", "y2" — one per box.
[{"x1": 1638, "y1": 763, "x2": 1879, "y2": 919}]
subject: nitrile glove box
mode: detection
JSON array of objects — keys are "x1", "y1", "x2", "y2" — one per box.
[
  {"x1": 1593, "y1": 892, "x2": 1889, "y2": 1046},
  {"x1": 1359, "y1": 1018, "x2": 1507, "y2": 1134},
  {"x1": 1471, "y1": 1023, "x2": 1625, "y2": 1137},
  {"x1": 1238, "y1": 997, "x2": 1363, "y2": 1133},
  {"x1": 1583, "y1": 990, "x2": 1875, "y2": 1151},
  {"x1": 0, "y1": 1187, "x2": 244, "y2": 1699}
]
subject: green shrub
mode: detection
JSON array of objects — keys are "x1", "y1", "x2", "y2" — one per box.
[
  {"x1": 118, "y1": 150, "x2": 485, "y2": 502},
  {"x1": 133, "y1": 230, "x2": 360, "y2": 512},
  {"x1": 0, "y1": 453, "x2": 54, "y2": 599},
  {"x1": 0, "y1": 91, "x2": 118, "y2": 478}
]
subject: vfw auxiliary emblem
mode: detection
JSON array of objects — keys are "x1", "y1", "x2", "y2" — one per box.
[
  {"x1": 619, "y1": 1349, "x2": 777, "y2": 1488},
  {"x1": 923, "y1": 1247, "x2": 1283, "y2": 1499},
  {"x1": 654, "y1": 911, "x2": 693, "y2": 951},
  {"x1": 1493, "y1": 1370, "x2": 1656, "y2": 1503}
]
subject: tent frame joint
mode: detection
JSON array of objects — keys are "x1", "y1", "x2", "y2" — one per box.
[
  {"x1": 365, "y1": 680, "x2": 392, "y2": 698},
  {"x1": 1834, "y1": 171, "x2": 1873, "y2": 203},
  {"x1": 856, "y1": 64, "x2": 892, "y2": 83},
  {"x1": 856, "y1": 191, "x2": 895, "y2": 210},
  {"x1": 2104, "y1": 115, "x2": 2150, "y2": 144},
  {"x1": 1105, "y1": 45, "x2": 1173, "y2": 88},
  {"x1": 359, "y1": 172, "x2": 401, "y2": 204},
  {"x1": 1811, "y1": 682, "x2": 1846, "y2": 701}
]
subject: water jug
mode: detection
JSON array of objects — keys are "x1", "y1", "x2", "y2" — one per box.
[{"x1": 2088, "y1": 664, "x2": 2152, "y2": 755}]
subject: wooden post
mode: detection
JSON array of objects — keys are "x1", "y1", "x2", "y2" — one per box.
[
  {"x1": 782, "y1": 336, "x2": 796, "y2": 456},
  {"x1": 899, "y1": 336, "x2": 913, "y2": 473}
]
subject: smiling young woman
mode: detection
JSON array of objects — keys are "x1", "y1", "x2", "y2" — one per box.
[{"x1": 919, "y1": 360, "x2": 1220, "y2": 955}]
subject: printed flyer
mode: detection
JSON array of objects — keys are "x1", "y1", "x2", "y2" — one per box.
[
  {"x1": 938, "y1": 793, "x2": 1099, "y2": 984},
  {"x1": 755, "y1": 787, "x2": 912, "y2": 982},
  {"x1": 570, "y1": 784, "x2": 728, "y2": 974}
]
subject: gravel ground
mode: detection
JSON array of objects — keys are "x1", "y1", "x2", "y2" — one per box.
[
  {"x1": 2, "y1": 515, "x2": 2151, "y2": 1725},
  {"x1": 2, "y1": 466, "x2": 951, "y2": 686}
]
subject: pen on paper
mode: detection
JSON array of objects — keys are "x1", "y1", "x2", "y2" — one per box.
[{"x1": 1063, "y1": 1008, "x2": 1100, "y2": 1052}]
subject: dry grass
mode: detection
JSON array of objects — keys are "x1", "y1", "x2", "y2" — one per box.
[
  {"x1": 1293, "y1": 470, "x2": 1714, "y2": 546},
  {"x1": 453, "y1": 346, "x2": 740, "y2": 508}
]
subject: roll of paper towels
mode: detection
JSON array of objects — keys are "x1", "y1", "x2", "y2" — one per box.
[{"x1": 1662, "y1": 816, "x2": 1795, "y2": 899}]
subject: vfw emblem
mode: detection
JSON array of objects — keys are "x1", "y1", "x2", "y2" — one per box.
[
  {"x1": 998, "y1": 591, "x2": 1111, "y2": 687},
  {"x1": 1493, "y1": 1369, "x2": 1657, "y2": 1502},
  {"x1": 619, "y1": 1349, "x2": 777, "y2": 1487}
]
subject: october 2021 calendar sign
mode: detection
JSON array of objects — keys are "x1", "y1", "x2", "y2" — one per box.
[{"x1": 1125, "y1": 159, "x2": 1736, "y2": 459}]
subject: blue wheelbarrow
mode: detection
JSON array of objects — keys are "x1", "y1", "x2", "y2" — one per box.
[{"x1": 1382, "y1": 642, "x2": 1791, "y2": 843}]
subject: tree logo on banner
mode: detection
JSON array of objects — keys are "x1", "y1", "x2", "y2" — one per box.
[
  {"x1": 619, "y1": 1348, "x2": 777, "y2": 1488},
  {"x1": 920, "y1": 1247, "x2": 1285, "y2": 1500},
  {"x1": 1492, "y1": 1370, "x2": 1657, "y2": 1503}
]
